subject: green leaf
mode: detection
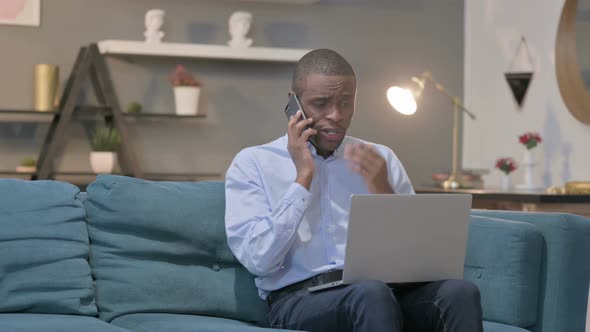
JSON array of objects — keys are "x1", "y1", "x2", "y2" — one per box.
[{"x1": 91, "y1": 127, "x2": 121, "y2": 152}]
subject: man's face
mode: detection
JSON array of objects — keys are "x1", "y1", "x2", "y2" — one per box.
[{"x1": 297, "y1": 74, "x2": 356, "y2": 156}]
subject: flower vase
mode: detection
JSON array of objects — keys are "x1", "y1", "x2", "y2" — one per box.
[
  {"x1": 501, "y1": 174, "x2": 512, "y2": 191},
  {"x1": 517, "y1": 148, "x2": 541, "y2": 190}
]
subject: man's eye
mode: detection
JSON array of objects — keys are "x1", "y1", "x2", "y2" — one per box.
[{"x1": 314, "y1": 101, "x2": 326, "y2": 107}]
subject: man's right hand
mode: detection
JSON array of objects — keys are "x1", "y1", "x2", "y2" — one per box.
[{"x1": 287, "y1": 110, "x2": 317, "y2": 190}]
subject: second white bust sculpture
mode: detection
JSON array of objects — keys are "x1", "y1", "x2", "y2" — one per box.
[
  {"x1": 228, "y1": 11, "x2": 253, "y2": 48},
  {"x1": 144, "y1": 9, "x2": 165, "y2": 43}
]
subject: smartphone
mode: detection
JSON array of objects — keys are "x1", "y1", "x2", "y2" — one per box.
[{"x1": 285, "y1": 94, "x2": 317, "y2": 148}]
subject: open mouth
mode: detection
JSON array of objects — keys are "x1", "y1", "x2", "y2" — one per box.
[{"x1": 319, "y1": 128, "x2": 344, "y2": 141}]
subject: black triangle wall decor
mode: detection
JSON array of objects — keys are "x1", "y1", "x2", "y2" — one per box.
[{"x1": 505, "y1": 72, "x2": 533, "y2": 107}]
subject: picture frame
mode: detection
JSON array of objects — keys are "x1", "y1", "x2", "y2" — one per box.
[{"x1": 0, "y1": 0, "x2": 40, "y2": 27}]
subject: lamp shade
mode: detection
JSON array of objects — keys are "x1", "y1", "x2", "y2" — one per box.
[{"x1": 387, "y1": 86, "x2": 417, "y2": 115}]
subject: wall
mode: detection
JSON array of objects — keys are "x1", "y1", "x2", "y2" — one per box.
[
  {"x1": 464, "y1": 0, "x2": 590, "y2": 188},
  {"x1": 0, "y1": 0, "x2": 464, "y2": 186}
]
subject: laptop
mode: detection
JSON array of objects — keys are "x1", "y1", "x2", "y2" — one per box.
[{"x1": 308, "y1": 194, "x2": 472, "y2": 292}]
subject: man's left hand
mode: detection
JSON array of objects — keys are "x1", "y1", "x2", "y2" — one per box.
[{"x1": 344, "y1": 143, "x2": 394, "y2": 194}]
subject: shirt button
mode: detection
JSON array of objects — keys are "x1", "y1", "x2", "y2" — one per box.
[
  {"x1": 329, "y1": 256, "x2": 336, "y2": 262},
  {"x1": 212, "y1": 264, "x2": 221, "y2": 271},
  {"x1": 326, "y1": 225, "x2": 335, "y2": 233}
]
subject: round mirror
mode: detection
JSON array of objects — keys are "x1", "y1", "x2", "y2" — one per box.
[
  {"x1": 556, "y1": 0, "x2": 590, "y2": 125},
  {"x1": 577, "y1": 0, "x2": 590, "y2": 92}
]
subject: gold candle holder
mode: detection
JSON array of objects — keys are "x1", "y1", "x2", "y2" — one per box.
[{"x1": 34, "y1": 64, "x2": 59, "y2": 111}]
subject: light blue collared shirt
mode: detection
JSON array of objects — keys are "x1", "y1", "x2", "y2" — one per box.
[{"x1": 224, "y1": 135, "x2": 415, "y2": 299}]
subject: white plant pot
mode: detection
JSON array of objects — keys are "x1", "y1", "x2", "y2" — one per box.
[
  {"x1": 15, "y1": 166, "x2": 36, "y2": 173},
  {"x1": 173, "y1": 86, "x2": 201, "y2": 115},
  {"x1": 90, "y1": 151, "x2": 116, "y2": 174}
]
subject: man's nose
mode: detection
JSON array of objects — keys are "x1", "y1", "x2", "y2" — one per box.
[{"x1": 325, "y1": 105, "x2": 344, "y2": 122}]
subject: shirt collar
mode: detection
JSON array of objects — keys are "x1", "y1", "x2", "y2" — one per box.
[{"x1": 282, "y1": 133, "x2": 347, "y2": 160}]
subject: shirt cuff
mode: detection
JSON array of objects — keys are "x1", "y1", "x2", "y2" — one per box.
[{"x1": 284, "y1": 182, "x2": 312, "y2": 212}]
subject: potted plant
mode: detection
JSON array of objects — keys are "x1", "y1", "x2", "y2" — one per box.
[
  {"x1": 16, "y1": 157, "x2": 37, "y2": 173},
  {"x1": 126, "y1": 101, "x2": 143, "y2": 114},
  {"x1": 90, "y1": 126, "x2": 121, "y2": 174},
  {"x1": 495, "y1": 157, "x2": 518, "y2": 190},
  {"x1": 169, "y1": 64, "x2": 202, "y2": 115}
]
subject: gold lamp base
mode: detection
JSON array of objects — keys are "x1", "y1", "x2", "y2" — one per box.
[{"x1": 442, "y1": 176, "x2": 461, "y2": 190}]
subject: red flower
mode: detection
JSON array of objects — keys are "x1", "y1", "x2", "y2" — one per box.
[
  {"x1": 518, "y1": 132, "x2": 542, "y2": 150},
  {"x1": 495, "y1": 157, "x2": 518, "y2": 175},
  {"x1": 169, "y1": 65, "x2": 202, "y2": 87}
]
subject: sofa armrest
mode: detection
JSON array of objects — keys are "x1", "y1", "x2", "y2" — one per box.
[
  {"x1": 471, "y1": 210, "x2": 590, "y2": 332},
  {"x1": 466, "y1": 215, "x2": 543, "y2": 328}
]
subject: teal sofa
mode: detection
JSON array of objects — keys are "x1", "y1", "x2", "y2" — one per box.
[{"x1": 0, "y1": 174, "x2": 588, "y2": 332}]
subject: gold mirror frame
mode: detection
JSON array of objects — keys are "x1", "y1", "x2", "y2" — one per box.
[{"x1": 556, "y1": 0, "x2": 590, "y2": 125}]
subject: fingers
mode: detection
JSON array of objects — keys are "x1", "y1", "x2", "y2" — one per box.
[
  {"x1": 288, "y1": 110, "x2": 314, "y2": 138},
  {"x1": 287, "y1": 109, "x2": 302, "y2": 127},
  {"x1": 344, "y1": 143, "x2": 384, "y2": 175},
  {"x1": 301, "y1": 127, "x2": 317, "y2": 142},
  {"x1": 295, "y1": 117, "x2": 314, "y2": 135},
  {"x1": 288, "y1": 110, "x2": 317, "y2": 142}
]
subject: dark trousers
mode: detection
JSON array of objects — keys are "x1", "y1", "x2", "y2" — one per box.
[{"x1": 266, "y1": 279, "x2": 483, "y2": 332}]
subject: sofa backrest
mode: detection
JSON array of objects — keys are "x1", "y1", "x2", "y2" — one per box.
[
  {"x1": 0, "y1": 179, "x2": 97, "y2": 316},
  {"x1": 471, "y1": 210, "x2": 590, "y2": 332},
  {"x1": 84, "y1": 175, "x2": 266, "y2": 324},
  {"x1": 465, "y1": 215, "x2": 543, "y2": 328}
]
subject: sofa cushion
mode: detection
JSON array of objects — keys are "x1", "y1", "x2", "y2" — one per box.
[
  {"x1": 0, "y1": 179, "x2": 97, "y2": 315},
  {"x1": 465, "y1": 216, "x2": 543, "y2": 328},
  {"x1": 112, "y1": 313, "x2": 303, "y2": 332},
  {"x1": 0, "y1": 314, "x2": 132, "y2": 332},
  {"x1": 483, "y1": 320, "x2": 530, "y2": 332},
  {"x1": 472, "y1": 210, "x2": 590, "y2": 332},
  {"x1": 85, "y1": 175, "x2": 266, "y2": 323}
]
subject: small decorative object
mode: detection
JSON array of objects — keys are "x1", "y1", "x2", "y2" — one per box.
[
  {"x1": 516, "y1": 132, "x2": 543, "y2": 190},
  {"x1": 169, "y1": 65, "x2": 202, "y2": 116},
  {"x1": 126, "y1": 101, "x2": 142, "y2": 113},
  {"x1": 495, "y1": 157, "x2": 518, "y2": 191},
  {"x1": 228, "y1": 11, "x2": 253, "y2": 48},
  {"x1": 0, "y1": 0, "x2": 40, "y2": 27},
  {"x1": 505, "y1": 37, "x2": 535, "y2": 108},
  {"x1": 16, "y1": 157, "x2": 36, "y2": 173},
  {"x1": 34, "y1": 64, "x2": 59, "y2": 111},
  {"x1": 144, "y1": 9, "x2": 165, "y2": 43},
  {"x1": 90, "y1": 127, "x2": 121, "y2": 174},
  {"x1": 565, "y1": 181, "x2": 590, "y2": 194}
]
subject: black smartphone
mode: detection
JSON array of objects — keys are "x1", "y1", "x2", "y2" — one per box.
[{"x1": 285, "y1": 94, "x2": 317, "y2": 148}]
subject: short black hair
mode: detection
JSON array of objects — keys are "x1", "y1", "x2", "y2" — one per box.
[{"x1": 291, "y1": 49, "x2": 356, "y2": 96}]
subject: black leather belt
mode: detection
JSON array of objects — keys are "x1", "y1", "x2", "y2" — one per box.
[{"x1": 267, "y1": 269, "x2": 343, "y2": 305}]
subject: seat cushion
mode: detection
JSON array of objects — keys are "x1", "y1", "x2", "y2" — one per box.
[
  {"x1": 0, "y1": 179, "x2": 97, "y2": 315},
  {"x1": 465, "y1": 216, "x2": 543, "y2": 327},
  {"x1": 483, "y1": 320, "x2": 530, "y2": 332},
  {"x1": 0, "y1": 314, "x2": 131, "y2": 332},
  {"x1": 112, "y1": 313, "x2": 302, "y2": 332},
  {"x1": 85, "y1": 175, "x2": 266, "y2": 323}
]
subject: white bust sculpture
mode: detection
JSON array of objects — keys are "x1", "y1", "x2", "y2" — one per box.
[
  {"x1": 228, "y1": 11, "x2": 253, "y2": 48},
  {"x1": 144, "y1": 9, "x2": 165, "y2": 43}
]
